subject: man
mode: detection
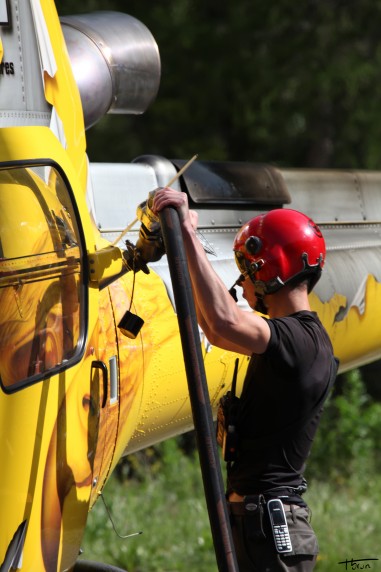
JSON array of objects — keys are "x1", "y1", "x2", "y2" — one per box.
[{"x1": 152, "y1": 188, "x2": 337, "y2": 571}]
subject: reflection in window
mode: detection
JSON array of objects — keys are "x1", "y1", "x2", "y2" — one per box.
[{"x1": 0, "y1": 165, "x2": 84, "y2": 389}]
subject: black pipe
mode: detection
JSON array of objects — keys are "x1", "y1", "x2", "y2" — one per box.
[{"x1": 159, "y1": 207, "x2": 238, "y2": 572}]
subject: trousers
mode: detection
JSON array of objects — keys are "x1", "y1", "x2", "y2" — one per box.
[{"x1": 228, "y1": 502, "x2": 318, "y2": 572}]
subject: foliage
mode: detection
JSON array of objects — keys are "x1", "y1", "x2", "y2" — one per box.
[
  {"x1": 305, "y1": 477, "x2": 381, "y2": 569},
  {"x1": 81, "y1": 434, "x2": 381, "y2": 572},
  {"x1": 55, "y1": 0, "x2": 381, "y2": 170},
  {"x1": 80, "y1": 439, "x2": 216, "y2": 572},
  {"x1": 306, "y1": 368, "x2": 381, "y2": 487}
]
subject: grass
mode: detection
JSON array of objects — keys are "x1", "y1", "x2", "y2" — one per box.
[
  {"x1": 79, "y1": 438, "x2": 381, "y2": 571},
  {"x1": 79, "y1": 439, "x2": 217, "y2": 572},
  {"x1": 305, "y1": 480, "x2": 381, "y2": 570}
]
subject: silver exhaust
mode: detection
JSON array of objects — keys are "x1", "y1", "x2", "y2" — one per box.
[{"x1": 61, "y1": 11, "x2": 161, "y2": 129}]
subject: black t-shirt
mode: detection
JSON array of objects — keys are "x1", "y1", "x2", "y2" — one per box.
[{"x1": 227, "y1": 311, "x2": 335, "y2": 499}]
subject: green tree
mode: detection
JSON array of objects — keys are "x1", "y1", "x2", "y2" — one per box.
[{"x1": 55, "y1": 0, "x2": 381, "y2": 169}]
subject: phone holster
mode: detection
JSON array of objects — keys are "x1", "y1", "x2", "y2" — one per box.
[{"x1": 244, "y1": 494, "x2": 267, "y2": 541}]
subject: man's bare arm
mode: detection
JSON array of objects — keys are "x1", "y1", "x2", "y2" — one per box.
[{"x1": 153, "y1": 188, "x2": 271, "y2": 355}]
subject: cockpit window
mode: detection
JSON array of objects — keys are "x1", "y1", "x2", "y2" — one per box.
[{"x1": 0, "y1": 164, "x2": 85, "y2": 391}]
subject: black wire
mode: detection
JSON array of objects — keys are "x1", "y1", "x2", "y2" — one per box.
[
  {"x1": 127, "y1": 251, "x2": 137, "y2": 312},
  {"x1": 99, "y1": 492, "x2": 143, "y2": 539}
]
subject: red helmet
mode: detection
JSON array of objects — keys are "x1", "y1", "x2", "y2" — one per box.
[{"x1": 233, "y1": 208, "x2": 325, "y2": 297}]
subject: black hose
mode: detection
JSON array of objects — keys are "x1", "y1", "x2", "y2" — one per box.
[
  {"x1": 159, "y1": 207, "x2": 238, "y2": 572},
  {"x1": 73, "y1": 561, "x2": 127, "y2": 571}
]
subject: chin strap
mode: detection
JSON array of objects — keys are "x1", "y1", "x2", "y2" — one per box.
[{"x1": 254, "y1": 295, "x2": 268, "y2": 315}]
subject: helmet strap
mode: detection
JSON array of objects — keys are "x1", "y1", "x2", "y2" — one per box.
[{"x1": 254, "y1": 295, "x2": 268, "y2": 314}]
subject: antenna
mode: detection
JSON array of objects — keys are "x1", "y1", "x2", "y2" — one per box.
[{"x1": 231, "y1": 358, "x2": 239, "y2": 397}]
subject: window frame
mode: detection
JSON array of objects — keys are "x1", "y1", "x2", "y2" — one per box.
[{"x1": 0, "y1": 159, "x2": 89, "y2": 393}]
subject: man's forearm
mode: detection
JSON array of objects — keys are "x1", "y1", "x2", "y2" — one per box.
[{"x1": 180, "y1": 222, "x2": 241, "y2": 335}]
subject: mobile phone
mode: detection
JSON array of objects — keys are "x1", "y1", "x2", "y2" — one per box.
[{"x1": 267, "y1": 499, "x2": 293, "y2": 554}]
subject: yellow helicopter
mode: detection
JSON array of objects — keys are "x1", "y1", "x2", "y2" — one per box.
[{"x1": 1, "y1": 1, "x2": 381, "y2": 571}]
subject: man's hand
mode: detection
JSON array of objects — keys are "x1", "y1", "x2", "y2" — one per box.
[{"x1": 152, "y1": 187, "x2": 194, "y2": 228}]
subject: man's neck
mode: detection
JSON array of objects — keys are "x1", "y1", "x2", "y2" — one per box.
[{"x1": 267, "y1": 285, "x2": 311, "y2": 319}]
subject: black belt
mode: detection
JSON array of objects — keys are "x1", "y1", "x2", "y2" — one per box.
[{"x1": 227, "y1": 500, "x2": 302, "y2": 516}]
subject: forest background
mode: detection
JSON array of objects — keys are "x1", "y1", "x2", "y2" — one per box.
[{"x1": 55, "y1": 1, "x2": 381, "y2": 570}]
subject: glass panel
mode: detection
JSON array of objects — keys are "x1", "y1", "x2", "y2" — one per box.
[{"x1": 0, "y1": 165, "x2": 84, "y2": 389}]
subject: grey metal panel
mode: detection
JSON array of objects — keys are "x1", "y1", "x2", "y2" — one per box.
[
  {"x1": 0, "y1": 0, "x2": 51, "y2": 127},
  {"x1": 282, "y1": 169, "x2": 381, "y2": 223},
  {"x1": 313, "y1": 223, "x2": 381, "y2": 313},
  {"x1": 356, "y1": 171, "x2": 381, "y2": 220},
  {"x1": 317, "y1": 244, "x2": 381, "y2": 307},
  {"x1": 88, "y1": 162, "x2": 159, "y2": 231}
]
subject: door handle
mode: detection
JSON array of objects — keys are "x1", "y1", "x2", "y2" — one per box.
[{"x1": 91, "y1": 360, "x2": 108, "y2": 408}]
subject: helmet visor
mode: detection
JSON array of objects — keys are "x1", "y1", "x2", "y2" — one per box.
[{"x1": 234, "y1": 251, "x2": 250, "y2": 276}]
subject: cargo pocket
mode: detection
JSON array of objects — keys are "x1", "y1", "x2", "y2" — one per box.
[{"x1": 283, "y1": 507, "x2": 319, "y2": 557}]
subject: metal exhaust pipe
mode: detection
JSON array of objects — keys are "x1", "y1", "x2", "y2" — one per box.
[{"x1": 61, "y1": 11, "x2": 161, "y2": 129}]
